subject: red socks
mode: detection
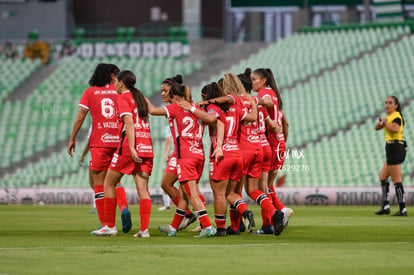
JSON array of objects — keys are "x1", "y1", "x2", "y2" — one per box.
[
  {"x1": 104, "y1": 197, "x2": 117, "y2": 228},
  {"x1": 115, "y1": 182, "x2": 128, "y2": 211},
  {"x1": 171, "y1": 208, "x2": 187, "y2": 229},
  {"x1": 139, "y1": 199, "x2": 151, "y2": 231},
  {"x1": 268, "y1": 186, "x2": 285, "y2": 210},
  {"x1": 196, "y1": 209, "x2": 212, "y2": 228},
  {"x1": 215, "y1": 213, "x2": 226, "y2": 229},
  {"x1": 94, "y1": 185, "x2": 105, "y2": 227},
  {"x1": 250, "y1": 189, "x2": 276, "y2": 216}
]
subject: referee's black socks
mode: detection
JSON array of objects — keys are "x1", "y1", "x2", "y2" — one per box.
[
  {"x1": 380, "y1": 180, "x2": 390, "y2": 209},
  {"x1": 394, "y1": 182, "x2": 406, "y2": 212}
]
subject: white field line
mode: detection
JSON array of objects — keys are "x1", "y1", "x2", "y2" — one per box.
[{"x1": 0, "y1": 242, "x2": 411, "y2": 251}]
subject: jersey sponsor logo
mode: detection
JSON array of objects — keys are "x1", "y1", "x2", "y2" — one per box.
[
  {"x1": 189, "y1": 146, "x2": 204, "y2": 155},
  {"x1": 135, "y1": 132, "x2": 151, "y2": 138},
  {"x1": 101, "y1": 133, "x2": 120, "y2": 143},
  {"x1": 136, "y1": 143, "x2": 153, "y2": 153},
  {"x1": 223, "y1": 143, "x2": 239, "y2": 151},
  {"x1": 247, "y1": 135, "x2": 260, "y2": 143}
]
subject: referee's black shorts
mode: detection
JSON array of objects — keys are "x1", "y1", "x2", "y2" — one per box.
[{"x1": 385, "y1": 140, "x2": 407, "y2": 165}]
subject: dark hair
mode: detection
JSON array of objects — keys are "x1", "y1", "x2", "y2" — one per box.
[
  {"x1": 169, "y1": 84, "x2": 192, "y2": 102},
  {"x1": 107, "y1": 63, "x2": 120, "y2": 76},
  {"x1": 162, "y1": 74, "x2": 183, "y2": 86},
  {"x1": 117, "y1": 70, "x2": 148, "y2": 119},
  {"x1": 389, "y1": 95, "x2": 405, "y2": 125},
  {"x1": 201, "y1": 82, "x2": 229, "y2": 112},
  {"x1": 89, "y1": 63, "x2": 116, "y2": 87},
  {"x1": 254, "y1": 68, "x2": 283, "y2": 110},
  {"x1": 237, "y1": 68, "x2": 252, "y2": 93}
]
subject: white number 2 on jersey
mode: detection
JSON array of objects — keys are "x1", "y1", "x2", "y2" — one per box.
[{"x1": 182, "y1": 116, "x2": 203, "y2": 139}]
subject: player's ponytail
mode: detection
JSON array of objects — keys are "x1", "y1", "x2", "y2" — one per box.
[
  {"x1": 254, "y1": 68, "x2": 283, "y2": 110},
  {"x1": 117, "y1": 70, "x2": 148, "y2": 119},
  {"x1": 391, "y1": 95, "x2": 405, "y2": 125},
  {"x1": 223, "y1": 72, "x2": 246, "y2": 97},
  {"x1": 237, "y1": 68, "x2": 252, "y2": 93}
]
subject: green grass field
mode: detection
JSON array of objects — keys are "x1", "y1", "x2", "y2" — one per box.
[{"x1": 0, "y1": 205, "x2": 413, "y2": 274}]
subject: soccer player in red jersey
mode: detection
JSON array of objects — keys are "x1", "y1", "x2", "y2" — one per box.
[
  {"x1": 200, "y1": 82, "x2": 256, "y2": 236},
  {"x1": 68, "y1": 63, "x2": 130, "y2": 234},
  {"x1": 158, "y1": 75, "x2": 196, "y2": 229},
  {"x1": 252, "y1": 68, "x2": 294, "y2": 229},
  {"x1": 147, "y1": 84, "x2": 217, "y2": 238},
  {"x1": 202, "y1": 72, "x2": 284, "y2": 236},
  {"x1": 92, "y1": 70, "x2": 153, "y2": 237}
]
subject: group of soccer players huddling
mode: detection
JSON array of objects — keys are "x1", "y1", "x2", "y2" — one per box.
[{"x1": 68, "y1": 63, "x2": 294, "y2": 238}]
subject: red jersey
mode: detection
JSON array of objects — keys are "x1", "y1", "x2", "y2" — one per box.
[
  {"x1": 221, "y1": 104, "x2": 247, "y2": 157},
  {"x1": 164, "y1": 103, "x2": 205, "y2": 160},
  {"x1": 117, "y1": 91, "x2": 153, "y2": 158},
  {"x1": 237, "y1": 95, "x2": 261, "y2": 147},
  {"x1": 79, "y1": 84, "x2": 120, "y2": 148},
  {"x1": 257, "y1": 105, "x2": 271, "y2": 147},
  {"x1": 206, "y1": 104, "x2": 222, "y2": 158},
  {"x1": 257, "y1": 87, "x2": 284, "y2": 143}
]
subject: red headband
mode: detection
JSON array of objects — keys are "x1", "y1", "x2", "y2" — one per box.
[{"x1": 164, "y1": 79, "x2": 175, "y2": 85}]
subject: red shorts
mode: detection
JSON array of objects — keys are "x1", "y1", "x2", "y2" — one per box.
[
  {"x1": 209, "y1": 154, "x2": 243, "y2": 182},
  {"x1": 241, "y1": 147, "x2": 263, "y2": 179},
  {"x1": 261, "y1": 144, "x2": 272, "y2": 173},
  {"x1": 90, "y1": 147, "x2": 117, "y2": 171},
  {"x1": 176, "y1": 158, "x2": 204, "y2": 183},
  {"x1": 110, "y1": 153, "x2": 153, "y2": 175},
  {"x1": 271, "y1": 141, "x2": 286, "y2": 171}
]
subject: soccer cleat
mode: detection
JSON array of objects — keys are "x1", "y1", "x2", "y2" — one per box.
[
  {"x1": 91, "y1": 225, "x2": 118, "y2": 236},
  {"x1": 272, "y1": 210, "x2": 284, "y2": 236},
  {"x1": 158, "y1": 225, "x2": 177, "y2": 237},
  {"x1": 392, "y1": 210, "x2": 407, "y2": 216},
  {"x1": 225, "y1": 226, "x2": 240, "y2": 235},
  {"x1": 194, "y1": 226, "x2": 216, "y2": 238},
  {"x1": 121, "y1": 208, "x2": 132, "y2": 233},
  {"x1": 215, "y1": 228, "x2": 227, "y2": 236},
  {"x1": 253, "y1": 225, "x2": 274, "y2": 235},
  {"x1": 375, "y1": 208, "x2": 391, "y2": 215},
  {"x1": 134, "y1": 229, "x2": 150, "y2": 238},
  {"x1": 242, "y1": 210, "x2": 256, "y2": 233},
  {"x1": 158, "y1": 206, "x2": 170, "y2": 211},
  {"x1": 282, "y1": 207, "x2": 294, "y2": 228},
  {"x1": 239, "y1": 221, "x2": 246, "y2": 233},
  {"x1": 178, "y1": 212, "x2": 197, "y2": 230}
]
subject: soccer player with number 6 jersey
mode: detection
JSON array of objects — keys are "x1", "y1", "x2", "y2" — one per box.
[
  {"x1": 68, "y1": 63, "x2": 131, "y2": 234},
  {"x1": 92, "y1": 70, "x2": 153, "y2": 237}
]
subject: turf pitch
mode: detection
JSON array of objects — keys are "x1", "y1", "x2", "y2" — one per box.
[{"x1": 0, "y1": 205, "x2": 413, "y2": 274}]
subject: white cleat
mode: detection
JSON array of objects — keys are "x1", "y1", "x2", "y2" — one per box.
[
  {"x1": 91, "y1": 225, "x2": 118, "y2": 236},
  {"x1": 134, "y1": 229, "x2": 150, "y2": 238},
  {"x1": 281, "y1": 207, "x2": 294, "y2": 228}
]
